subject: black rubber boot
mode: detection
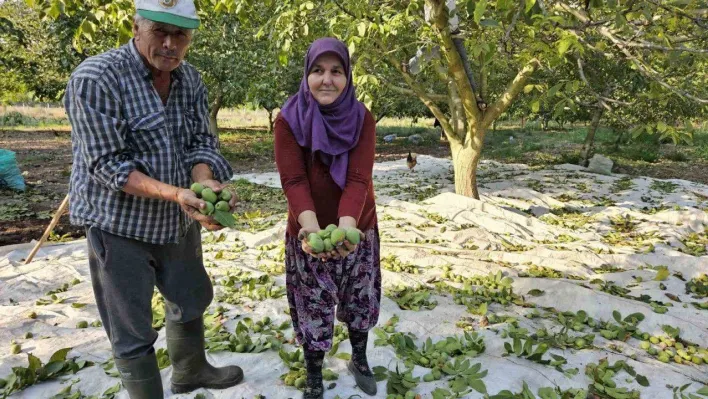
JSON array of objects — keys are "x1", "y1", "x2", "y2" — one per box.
[
  {"x1": 348, "y1": 329, "x2": 377, "y2": 396},
  {"x1": 303, "y1": 349, "x2": 325, "y2": 399},
  {"x1": 166, "y1": 317, "x2": 244, "y2": 394},
  {"x1": 114, "y1": 351, "x2": 164, "y2": 399}
]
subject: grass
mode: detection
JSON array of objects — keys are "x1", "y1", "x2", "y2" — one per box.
[
  {"x1": 218, "y1": 128, "x2": 274, "y2": 166},
  {"x1": 2, "y1": 106, "x2": 707, "y2": 172}
]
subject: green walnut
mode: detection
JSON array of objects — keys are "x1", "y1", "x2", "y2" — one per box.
[
  {"x1": 346, "y1": 228, "x2": 361, "y2": 245},
  {"x1": 215, "y1": 201, "x2": 230, "y2": 212},
  {"x1": 219, "y1": 190, "x2": 232, "y2": 201},
  {"x1": 76, "y1": 321, "x2": 88, "y2": 329},
  {"x1": 294, "y1": 376, "x2": 306, "y2": 389},
  {"x1": 190, "y1": 182, "x2": 204, "y2": 196},
  {"x1": 324, "y1": 238, "x2": 334, "y2": 252},
  {"x1": 10, "y1": 344, "x2": 21, "y2": 354},
  {"x1": 201, "y1": 188, "x2": 218, "y2": 203},
  {"x1": 330, "y1": 228, "x2": 346, "y2": 244},
  {"x1": 200, "y1": 201, "x2": 215, "y2": 215},
  {"x1": 307, "y1": 233, "x2": 325, "y2": 253}
]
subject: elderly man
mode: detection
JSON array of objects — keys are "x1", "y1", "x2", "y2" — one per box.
[{"x1": 64, "y1": 0, "x2": 243, "y2": 397}]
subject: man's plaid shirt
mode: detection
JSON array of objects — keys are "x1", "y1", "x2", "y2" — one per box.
[{"x1": 65, "y1": 39, "x2": 233, "y2": 244}]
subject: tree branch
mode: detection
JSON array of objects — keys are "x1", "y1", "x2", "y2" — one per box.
[
  {"x1": 623, "y1": 41, "x2": 708, "y2": 54},
  {"x1": 557, "y1": 3, "x2": 708, "y2": 105},
  {"x1": 481, "y1": 58, "x2": 541, "y2": 128},
  {"x1": 500, "y1": 0, "x2": 523, "y2": 53},
  {"x1": 645, "y1": 0, "x2": 708, "y2": 29},
  {"x1": 426, "y1": 0, "x2": 482, "y2": 125},
  {"x1": 387, "y1": 84, "x2": 449, "y2": 102},
  {"x1": 331, "y1": 0, "x2": 377, "y2": 23},
  {"x1": 575, "y1": 57, "x2": 612, "y2": 111},
  {"x1": 382, "y1": 51, "x2": 462, "y2": 143}
]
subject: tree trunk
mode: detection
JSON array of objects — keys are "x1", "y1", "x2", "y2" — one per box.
[
  {"x1": 267, "y1": 108, "x2": 276, "y2": 133},
  {"x1": 521, "y1": 116, "x2": 526, "y2": 129},
  {"x1": 209, "y1": 92, "x2": 223, "y2": 137},
  {"x1": 582, "y1": 106, "x2": 604, "y2": 165},
  {"x1": 614, "y1": 129, "x2": 624, "y2": 151},
  {"x1": 451, "y1": 143, "x2": 483, "y2": 199}
]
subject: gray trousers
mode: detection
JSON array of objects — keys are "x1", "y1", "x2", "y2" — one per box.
[{"x1": 85, "y1": 222, "x2": 213, "y2": 359}]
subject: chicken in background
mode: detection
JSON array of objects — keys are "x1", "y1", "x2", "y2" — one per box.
[{"x1": 407, "y1": 151, "x2": 417, "y2": 172}]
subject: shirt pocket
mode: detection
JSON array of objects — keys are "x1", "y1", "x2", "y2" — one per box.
[{"x1": 127, "y1": 112, "x2": 168, "y2": 153}]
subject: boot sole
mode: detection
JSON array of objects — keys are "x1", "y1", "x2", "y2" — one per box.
[{"x1": 171, "y1": 374, "x2": 244, "y2": 394}]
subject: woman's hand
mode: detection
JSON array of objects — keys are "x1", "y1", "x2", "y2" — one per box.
[
  {"x1": 298, "y1": 225, "x2": 331, "y2": 260},
  {"x1": 335, "y1": 217, "x2": 365, "y2": 258}
]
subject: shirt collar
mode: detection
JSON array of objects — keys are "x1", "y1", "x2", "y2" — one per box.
[{"x1": 128, "y1": 38, "x2": 185, "y2": 82}]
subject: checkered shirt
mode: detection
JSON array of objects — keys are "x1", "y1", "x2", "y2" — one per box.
[{"x1": 64, "y1": 39, "x2": 233, "y2": 244}]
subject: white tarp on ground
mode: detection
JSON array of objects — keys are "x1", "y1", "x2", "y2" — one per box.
[{"x1": 1, "y1": 156, "x2": 707, "y2": 398}]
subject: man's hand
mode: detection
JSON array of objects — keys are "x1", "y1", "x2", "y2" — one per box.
[
  {"x1": 197, "y1": 179, "x2": 237, "y2": 212},
  {"x1": 175, "y1": 188, "x2": 223, "y2": 231}
]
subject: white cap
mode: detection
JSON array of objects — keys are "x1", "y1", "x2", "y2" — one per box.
[{"x1": 135, "y1": 0, "x2": 200, "y2": 29}]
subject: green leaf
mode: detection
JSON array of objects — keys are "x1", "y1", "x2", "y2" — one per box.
[
  {"x1": 328, "y1": 341, "x2": 340, "y2": 357},
  {"x1": 612, "y1": 310, "x2": 621, "y2": 323},
  {"x1": 49, "y1": 348, "x2": 72, "y2": 363},
  {"x1": 531, "y1": 100, "x2": 540, "y2": 113},
  {"x1": 451, "y1": 376, "x2": 469, "y2": 393},
  {"x1": 636, "y1": 374, "x2": 649, "y2": 387},
  {"x1": 213, "y1": 210, "x2": 236, "y2": 228},
  {"x1": 102, "y1": 384, "x2": 121, "y2": 395},
  {"x1": 474, "y1": 0, "x2": 488, "y2": 25},
  {"x1": 558, "y1": 38, "x2": 573, "y2": 55},
  {"x1": 28, "y1": 353, "x2": 42, "y2": 371},
  {"x1": 71, "y1": 303, "x2": 86, "y2": 309},
  {"x1": 334, "y1": 353, "x2": 352, "y2": 361},
  {"x1": 696, "y1": 386, "x2": 708, "y2": 396},
  {"x1": 468, "y1": 378, "x2": 487, "y2": 394},
  {"x1": 43, "y1": 361, "x2": 65, "y2": 376},
  {"x1": 654, "y1": 268, "x2": 670, "y2": 281},
  {"x1": 525, "y1": 0, "x2": 537, "y2": 13},
  {"x1": 357, "y1": 22, "x2": 367, "y2": 37},
  {"x1": 527, "y1": 289, "x2": 545, "y2": 297}
]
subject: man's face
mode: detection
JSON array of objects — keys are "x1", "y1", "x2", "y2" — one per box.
[{"x1": 133, "y1": 19, "x2": 192, "y2": 72}]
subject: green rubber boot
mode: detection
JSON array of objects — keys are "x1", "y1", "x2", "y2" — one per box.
[
  {"x1": 114, "y1": 351, "x2": 164, "y2": 399},
  {"x1": 166, "y1": 316, "x2": 244, "y2": 394}
]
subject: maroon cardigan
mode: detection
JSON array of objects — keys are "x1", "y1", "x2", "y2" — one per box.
[{"x1": 274, "y1": 110, "x2": 377, "y2": 237}]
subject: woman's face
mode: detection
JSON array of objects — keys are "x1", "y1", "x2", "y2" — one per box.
[{"x1": 307, "y1": 53, "x2": 347, "y2": 106}]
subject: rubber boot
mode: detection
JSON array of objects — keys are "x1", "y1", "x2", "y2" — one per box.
[
  {"x1": 114, "y1": 351, "x2": 164, "y2": 399},
  {"x1": 348, "y1": 329, "x2": 377, "y2": 396},
  {"x1": 166, "y1": 316, "x2": 243, "y2": 394},
  {"x1": 303, "y1": 349, "x2": 325, "y2": 399}
]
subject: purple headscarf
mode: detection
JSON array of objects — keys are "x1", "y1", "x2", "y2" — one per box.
[{"x1": 280, "y1": 37, "x2": 366, "y2": 190}]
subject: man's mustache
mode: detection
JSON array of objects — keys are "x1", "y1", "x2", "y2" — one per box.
[{"x1": 156, "y1": 51, "x2": 178, "y2": 58}]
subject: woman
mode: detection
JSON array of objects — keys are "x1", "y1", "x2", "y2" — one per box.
[{"x1": 274, "y1": 37, "x2": 380, "y2": 399}]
